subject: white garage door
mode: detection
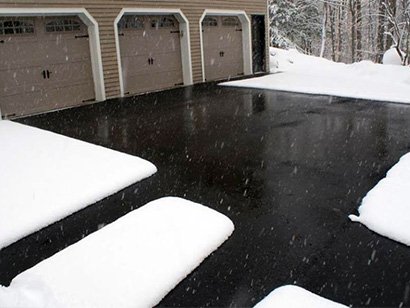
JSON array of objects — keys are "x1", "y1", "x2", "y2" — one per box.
[
  {"x1": 118, "y1": 15, "x2": 183, "y2": 95},
  {"x1": 202, "y1": 16, "x2": 244, "y2": 81},
  {"x1": 0, "y1": 16, "x2": 95, "y2": 118}
]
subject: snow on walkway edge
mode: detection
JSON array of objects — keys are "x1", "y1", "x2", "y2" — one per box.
[
  {"x1": 254, "y1": 285, "x2": 348, "y2": 308},
  {"x1": 0, "y1": 197, "x2": 235, "y2": 308},
  {"x1": 0, "y1": 120, "x2": 157, "y2": 250},
  {"x1": 349, "y1": 152, "x2": 410, "y2": 246}
]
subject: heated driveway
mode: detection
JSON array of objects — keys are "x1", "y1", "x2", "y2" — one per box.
[{"x1": 3, "y1": 83, "x2": 410, "y2": 307}]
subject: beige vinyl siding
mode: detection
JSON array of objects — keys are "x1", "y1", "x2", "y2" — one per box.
[{"x1": 0, "y1": 0, "x2": 269, "y2": 99}]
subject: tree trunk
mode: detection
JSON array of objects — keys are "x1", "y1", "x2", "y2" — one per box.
[
  {"x1": 356, "y1": 0, "x2": 362, "y2": 61},
  {"x1": 330, "y1": 5, "x2": 337, "y2": 61},
  {"x1": 376, "y1": 0, "x2": 386, "y2": 62},
  {"x1": 337, "y1": 0, "x2": 345, "y2": 62},
  {"x1": 350, "y1": 0, "x2": 356, "y2": 62},
  {"x1": 385, "y1": 0, "x2": 397, "y2": 49},
  {"x1": 320, "y1": 2, "x2": 328, "y2": 58}
]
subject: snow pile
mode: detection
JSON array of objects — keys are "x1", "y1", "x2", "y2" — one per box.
[
  {"x1": 350, "y1": 152, "x2": 410, "y2": 246},
  {"x1": 254, "y1": 285, "x2": 348, "y2": 308},
  {"x1": 383, "y1": 48, "x2": 404, "y2": 66},
  {"x1": 0, "y1": 120, "x2": 157, "y2": 250},
  {"x1": 0, "y1": 197, "x2": 235, "y2": 308},
  {"x1": 223, "y1": 47, "x2": 410, "y2": 104}
]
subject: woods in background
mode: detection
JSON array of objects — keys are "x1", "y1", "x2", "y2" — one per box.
[{"x1": 269, "y1": 0, "x2": 410, "y2": 65}]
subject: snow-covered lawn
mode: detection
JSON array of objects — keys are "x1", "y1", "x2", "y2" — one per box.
[
  {"x1": 0, "y1": 120, "x2": 157, "y2": 250},
  {"x1": 254, "y1": 285, "x2": 348, "y2": 308},
  {"x1": 350, "y1": 152, "x2": 410, "y2": 246},
  {"x1": 222, "y1": 47, "x2": 410, "y2": 104},
  {"x1": 0, "y1": 197, "x2": 234, "y2": 308}
]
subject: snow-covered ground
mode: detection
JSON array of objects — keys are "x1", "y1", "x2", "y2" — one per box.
[
  {"x1": 222, "y1": 47, "x2": 410, "y2": 104},
  {"x1": 0, "y1": 197, "x2": 235, "y2": 308},
  {"x1": 0, "y1": 120, "x2": 157, "y2": 250},
  {"x1": 254, "y1": 285, "x2": 348, "y2": 308},
  {"x1": 350, "y1": 152, "x2": 410, "y2": 246}
]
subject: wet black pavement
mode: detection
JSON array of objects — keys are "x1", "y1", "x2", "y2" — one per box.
[{"x1": 2, "y1": 83, "x2": 410, "y2": 307}]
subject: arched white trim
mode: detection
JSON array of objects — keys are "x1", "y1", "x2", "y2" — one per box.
[
  {"x1": 0, "y1": 8, "x2": 106, "y2": 102},
  {"x1": 114, "y1": 8, "x2": 193, "y2": 97},
  {"x1": 199, "y1": 9, "x2": 253, "y2": 82}
]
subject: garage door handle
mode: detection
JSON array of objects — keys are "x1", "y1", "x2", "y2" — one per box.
[
  {"x1": 46, "y1": 70, "x2": 52, "y2": 79},
  {"x1": 0, "y1": 40, "x2": 4, "y2": 44},
  {"x1": 41, "y1": 70, "x2": 47, "y2": 79}
]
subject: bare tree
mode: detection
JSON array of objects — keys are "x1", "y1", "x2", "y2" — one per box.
[
  {"x1": 376, "y1": 0, "x2": 386, "y2": 62},
  {"x1": 268, "y1": 0, "x2": 409, "y2": 64},
  {"x1": 320, "y1": 1, "x2": 329, "y2": 57},
  {"x1": 384, "y1": 0, "x2": 410, "y2": 65}
]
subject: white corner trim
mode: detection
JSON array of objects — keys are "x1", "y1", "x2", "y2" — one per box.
[
  {"x1": 0, "y1": 8, "x2": 106, "y2": 101},
  {"x1": 113, "y1": 9, "x2": 126, "y2": 97},
  {"x1": 199, "y1": 9, "x2": 253, "y2": 82},
  {"x1": 114, "y1": 8, "x2": 193, "y2": 97}
]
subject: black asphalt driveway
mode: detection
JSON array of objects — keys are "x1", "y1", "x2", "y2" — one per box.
[{"x1": 2, "y1": 82, "x2": 410, "y2": 307}]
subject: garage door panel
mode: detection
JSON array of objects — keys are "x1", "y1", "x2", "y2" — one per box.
[
  {"x1": 147, "y1": 31, "x2": 181, "y2": 54},
  {"x1": 152, "y1": 52, "x2": 182, "y2": 73},
  {"x1": 121, "y1": 55, "x2": 150, "y2": 76},
  {"x1": 218, "y1": 31, "x2": 242, "y2": 49},
  {"x1": 202, "y1": 15, "x2": 244, "y2": 81},
  {"x1": 124, "y1": 73, "x2": 157, "y2": 94},
  {"x1": 47, "y1": 61, "x2": 93, "y2": 85},
  {"x1": 154, "y1": 69, "x2": 183, "y2": 88},
  {"x1": 42, "y1": 37, "x2": 90, "y2": 64},
  {"x1": 224, "y1": 62, "x2": 244, "y2": 76},
  {"x1": 0, "y1": 66, "x2": 43, "y2": 96},
  {"x1": 45, "y1": 81, "x2": 94, "y2": 107},
  {"x1": 0, "y1": 16, "x2": 96, "y2": 117},
  {"x1": 224, "y1": 47, "x2": 244, "y2": 65},
  {"x1": 204, "y1": 48, "x2": 223, "y2": 67},
  {"x1": 120, "y1": 14, "x2": 183, "y2": 95},
  {"x1": 0, "y1": 41, "x2": 43, "y2": 70},
  {"x1": 0, "y1": 89, "x2": 44, "y2": 117},
  {"x1": 119, "y1": 34, "x2": 148, "y2": 57},
  {"x1": 203, "y1": 30, "x2": 224, "y2": 49},
  {"x1": 204, "y1": 64, "x2": 225, "y2": 81}
]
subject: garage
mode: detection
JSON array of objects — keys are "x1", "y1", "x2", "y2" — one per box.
[
  {"x1": 118, "y1": 15, "x2": 183, "y2": 95},
  {"x1": 0, "y1": 16, "x2": 95, "y2": 118},
  {"x1": 202, "y1": 15, "x2": 244, "y2": 81}
]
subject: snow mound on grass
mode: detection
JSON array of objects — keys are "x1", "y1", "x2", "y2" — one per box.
[
  {"x1": 223, "y1": 47, "x2": 410, "y2": 104},
  {"x1": 0, "y1": 197, "x2": 235, "y2": 308},
  {"x1": 0, "y1": 120, "x2": 157, "y2": 250},
  {"x1": 254, "y1": 285, "x2": 348, "y2": 308},
  {"x1": 350, "y1": 152, "x2": 410, "y2": 246}
]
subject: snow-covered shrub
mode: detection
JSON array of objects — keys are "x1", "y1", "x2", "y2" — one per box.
[{"x1": 383, "y1": 48, "x2": 405, "y2": 66}]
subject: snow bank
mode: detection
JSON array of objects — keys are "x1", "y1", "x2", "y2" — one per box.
[
  {"x1": 254, "y1": 285, "x2": 348, "y2": 308},
  {"x1": 0, "y1": 120, "x2": 157, "y2": 250},
  {"x1": 350, "y1": 152, "x2": 410, "y2": 246},
  {"x1": 223, "y1": 47, "x2": 410, "y2": 104},
  {"x1": 0, "y1": 197, "x2": 235, "y2": 308}
]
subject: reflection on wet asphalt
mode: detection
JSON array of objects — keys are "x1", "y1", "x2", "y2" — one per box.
[{"x1": 2, "y1": 82, "x2": 410, "y2": 307}]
